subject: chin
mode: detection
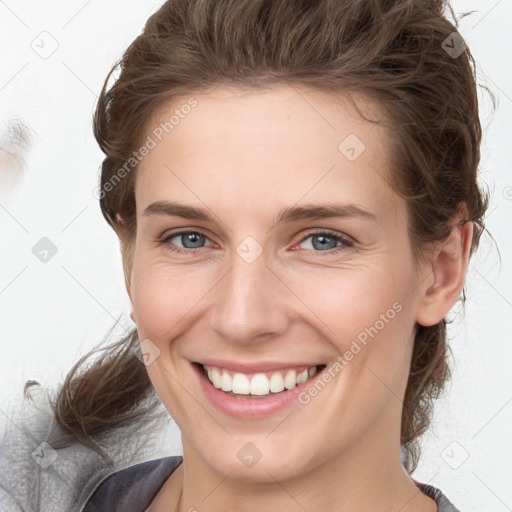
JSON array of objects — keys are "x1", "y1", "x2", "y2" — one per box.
[{"x1": 194, "y1": 437, "x2": 309, "y2": 483}]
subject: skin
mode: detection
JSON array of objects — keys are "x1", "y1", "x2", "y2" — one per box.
[{"x1": 124, "y1": 83, "x2": 473, "y2": 512}]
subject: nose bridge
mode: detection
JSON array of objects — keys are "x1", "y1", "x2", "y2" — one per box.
[{"x1": 209, "y1": 245, "x2": 288, "y2": 344}]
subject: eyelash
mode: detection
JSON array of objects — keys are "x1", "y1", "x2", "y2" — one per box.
[{"x1": 158, "y1": 229, "x2": 353, "y2": 256}]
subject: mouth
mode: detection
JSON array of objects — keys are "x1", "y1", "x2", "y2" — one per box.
[{"x1": 194, "y1": 362, "x2": 327, "y2": 399}]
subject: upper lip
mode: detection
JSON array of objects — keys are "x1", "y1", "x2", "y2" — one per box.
[{"x1": 194, "y1": 358, "x2": 324, "y2": 373}]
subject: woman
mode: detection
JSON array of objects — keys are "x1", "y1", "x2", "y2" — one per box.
[{"x1": 0, "y1": 0, "x2": 490, "y2": 510}]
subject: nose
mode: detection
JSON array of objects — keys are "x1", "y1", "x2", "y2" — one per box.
[{"x1": 208, "y1": 246, "x2": 291, "y2": 346}]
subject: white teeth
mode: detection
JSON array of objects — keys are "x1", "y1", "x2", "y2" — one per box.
[
  {"x1": 297, "y1": 368, "x2": 308, "y2": 384},
  {"x1": 269, "y1": 372, "x2": 285, "y2": 393},
  {"x1": 232, "y1": 373, "x2": 250, "y2": 395},
  {"x1": 210, "y1": 367, "x2": 222, "y2": 389},
  {"x1": 203, "y1": 364, "x2": 319, "y2": 397},
  {"x1": 284, "y1": 370, "x2": 297, "y2": 390},
  {"x1": 221, "y1": 371, "x2": 232, "y2": 392},
  {"x1": 250, "y1": 374, "x2": 269, "y2": 395}
]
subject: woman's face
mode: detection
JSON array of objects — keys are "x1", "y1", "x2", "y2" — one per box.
[{"x1": 127, "y1": 84, "x2": 433, "y2": 482}]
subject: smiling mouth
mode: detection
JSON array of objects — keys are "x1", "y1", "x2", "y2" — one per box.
[{"x1": 195, "y1": 362, "x2": 327, "y2": 398}]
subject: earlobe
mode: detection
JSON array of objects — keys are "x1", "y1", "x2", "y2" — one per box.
[{"x1": 416, "y1": 219, "x2": 473, "y2": 327}]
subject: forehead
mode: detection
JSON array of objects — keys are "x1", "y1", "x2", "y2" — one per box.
[{"x1": 135, "y1": 84, "x2": 401, "y2": 225}]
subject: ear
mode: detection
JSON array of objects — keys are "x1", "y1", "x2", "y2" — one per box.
[{"x1": 415, "y1": 217, "x2": 473, "y2": 327}]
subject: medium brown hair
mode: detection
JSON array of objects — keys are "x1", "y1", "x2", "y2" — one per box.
[{"x1": 48, "y1": 0, "x2": 491, "y2": 474}]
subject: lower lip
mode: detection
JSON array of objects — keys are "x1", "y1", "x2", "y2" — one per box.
[{"x1": 192, "y1": 362, "x2": 324, "y2": 419}]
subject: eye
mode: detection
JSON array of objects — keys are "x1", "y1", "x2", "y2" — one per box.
[
  {"x1": 295, "y1": 229, "x2": 353, "y2": 254},
  {"x1": 160, "y1": 230, "x2": 215, "y2": 254}
]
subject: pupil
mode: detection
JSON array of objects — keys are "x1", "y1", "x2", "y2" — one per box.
[
  {"x1": 313, "y1": 235, "x2": 336, "y2": 250},
  {"x1": 184, "y1": 233, "x2": 203, "y2": 248}
]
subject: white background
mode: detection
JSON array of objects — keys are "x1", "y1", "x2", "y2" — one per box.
[{"x1": 0, "y1": 1, "x2": 511, "y2": 510}]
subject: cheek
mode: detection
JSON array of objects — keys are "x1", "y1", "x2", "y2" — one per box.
[
  {"x1": 130, "y1": 259, "x2": 212, "y2": 339},
  {"x1": 282, "y1": 262, "x2": 410, "y2": 342}
]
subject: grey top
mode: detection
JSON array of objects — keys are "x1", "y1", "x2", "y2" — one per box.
[
  {"x1": 84, "y1": 456, "x2": 462, "y2": 512},
  {"x1": 415, "y1": 481, "x2": 462, "y2": 512},
  {"x1": 0, "y1": 389, "x2": 462, "y2": 512}
]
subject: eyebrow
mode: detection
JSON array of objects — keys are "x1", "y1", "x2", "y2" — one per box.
[{"x1": 142, "y1": 200, "x2": 376, "y2": 224}]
